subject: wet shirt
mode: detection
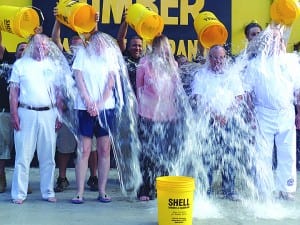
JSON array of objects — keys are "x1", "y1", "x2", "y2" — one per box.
[
  {"x1": 63, "y1": 51, "x2": 75, "y2": 66},
  {"x1": 192, "y1": 68, "x2": 244, "y2": 115},
  {"x1": 123, "y1": 55, "x2": 139, "y2": 94},
  {"x1": 244, "y1": 53, "x2": 300, "y2": 110},
  {"x1": 72, "y1": 47, "x2": 115, "y2": 110},
  {"x1": 9, "y1": 57, "x2": 59, "y2": 107},
  {"x1": 136, "y1": 56, "x2": 178, "y2": 121},
  {"x1": 0, "y1": 50, "x2": 15, "y2": 111}
]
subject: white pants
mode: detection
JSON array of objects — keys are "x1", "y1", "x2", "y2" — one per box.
[
  {"x1": 11, "y1": 108, "x2": 57, "y2": 200},
  {"x1": 255, "y1": 106, "x2": 297, "y2": 193}
]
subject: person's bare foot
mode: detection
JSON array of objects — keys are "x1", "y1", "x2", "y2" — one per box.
[
  {"x1": 12, "y1": 199, "x2": 24, "y2": 204},
  {"x1": 139, "y1": 196, "x2": 150, "y2": 201},
  {"x1": 44, "y1": 197, "x2": 57, "y2": 203}
]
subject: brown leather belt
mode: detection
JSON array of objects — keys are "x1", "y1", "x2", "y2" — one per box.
[{"x1": 18, "y1": 103, "x2": 53, "y2": 111}]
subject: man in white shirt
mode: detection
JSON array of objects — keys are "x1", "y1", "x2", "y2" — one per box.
[
  {"x1": 192, "y1": 45, "x2": 247, "y2": 201},
  {"x1": 9, "y1": 34, "x2": 68, "y2": 204},
  {"x1": 244, "y1": 26, "x2": 300, "y2": 201}
]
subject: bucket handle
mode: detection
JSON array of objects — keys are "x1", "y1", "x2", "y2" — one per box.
[{"x1": 28, "y1": 6, "x2": 45, "y2": 28}]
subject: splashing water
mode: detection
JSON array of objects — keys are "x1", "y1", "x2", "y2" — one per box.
[
  {"x1": 70, "y1": 32, "x2": 143, "y2": 197},
  {"x1": 188, "y1": 24, "x2": 300, "y2": 221}
]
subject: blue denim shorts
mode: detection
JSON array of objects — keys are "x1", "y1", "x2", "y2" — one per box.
[{"x1": 78, "y1": 109, "x2": 115, "y2": 138}]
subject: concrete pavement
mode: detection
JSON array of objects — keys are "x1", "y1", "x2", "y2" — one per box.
[{"x1": 0, "y1": 168, "x2": 300, "y2": 225}]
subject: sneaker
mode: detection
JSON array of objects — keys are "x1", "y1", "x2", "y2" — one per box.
[
  {"x1": 87, "y1": 176, "x2": 98, "y2": 191},
  {"x1": 0, "y1": 173, "x2": 6, "y2": 193},
  {"x1": 54, "y1": 177, "x2": 70, "y2": 192},
  {"x1": 278, "y1": 191, "x2": 295, "y2": 201}
]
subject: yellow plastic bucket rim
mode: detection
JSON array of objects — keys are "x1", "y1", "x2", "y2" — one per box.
[
  {"x1": 71, "y1": 5, "x2": 96, "y2": 33},
  {"x1": 270, "y1": 0, "x2": 300, "y2": 25},
  {"x1": 156, "y1": 176, "x2": 195, "y2": 188},
  {"x1": 193, "y1": 11, "x2": 228, "y2": 48},
  {"x1": 156, "y1": 176, "x2": 194, "y2": 182},
  {"x1": 56, "y1": 1, "x2": 96, "y2": 33},
  {"x1": 126, "y1": 3, "x2": 164, "y2": 40},
  {"x1": 0, "y1": 5, "x2": 40, "y2": 38},
  {"x1": 199, "y1": 26, "x2": 228, "y2": 48},
  {"x1": 136, "y1": 14, "x2": 163, "y2": 32}
]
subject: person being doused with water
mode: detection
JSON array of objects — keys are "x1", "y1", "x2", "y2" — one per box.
[
  {"x1": 192, "y1": 45, "x2": 253, "y2": 201},
  {"x1": 71, "y1": 31, "x2": 141, "y2": 203},
  {"x1": 243, "y1": 26, "x2": 300, "y2": 201},
  {"x1": 51, "y1": 7, "x2": 100, "y2": 193},
  {"x1": 136, "y1": 34, "x2": 191, "y2": 201},
  {"x1": 9, "y1": 34, "x2": 72, "y2": 204}
]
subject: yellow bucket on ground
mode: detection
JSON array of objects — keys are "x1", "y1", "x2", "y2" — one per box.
[
  {"x1": 56, "y1": 0, "x2": 97, "y2": 33},
  {"x1": 126, "y1": 3, "x2": 164, "y2": 42},
  {"x1": 0, "y1": 5, "x2": 40, "y2": 38},
  {"x1": 156, "y1": 176, "x2": 195, "y2": 225},
  {"x1": 270, "y1": 0, "x2": 300, "y2": 25},
  {"x1": 193, "y1": 11, "x2": 228, "y2": 49}
]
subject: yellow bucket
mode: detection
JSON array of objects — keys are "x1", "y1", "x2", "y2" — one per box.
[
  {"x1": 193, "y1": 11, "x2": 228, "y2": 49},
  {"x1": 56, "y1": 0, "x2": 97, "y2": 33},
  {"x1": 156, "y1": 176, "x2": 195, "y2": 225},
  {"x1": 270, "y1": 0, "x2": 300, "y2": 25},
  {"x1": 126, "y1": 3, "x2": 164, "y2": 41},
  {"x1": 0, "y1": 5, "x2": 40, "y2": 38}
]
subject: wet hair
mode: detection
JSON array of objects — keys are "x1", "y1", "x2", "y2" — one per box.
[
  {"x1": 209, "y1": 45, "x2": 226, "y2": 55},
  {"x1": 244, "y1": 22, "x2": 262, "y2": 37}
]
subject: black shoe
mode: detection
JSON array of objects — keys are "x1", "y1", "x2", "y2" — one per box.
[
  {"x1": 54, "y1": 177, "x2": 70, "y2": 192},
  {"x1": 87, "y1": 176, "x2": 98, "y2": 191}
]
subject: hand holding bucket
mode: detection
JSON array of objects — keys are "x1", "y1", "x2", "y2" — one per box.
[
  {"x1": 270, "y1": 0, "x2": 300, "y2": 26},
  {"x1": 0, "y1": 5, "x2": 43, "y2": 38},
  {"x1": 126, "y1": 3, "x2": 164, "y2": 42},
  {"x1": 56, "y1": 0, "x2": 97, "y2": 34},
  {"x1": 193, "y1": 11, "x2": 228, "y2": 49}
]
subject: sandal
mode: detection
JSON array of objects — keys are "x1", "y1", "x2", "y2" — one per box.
[
  {"x1": 97, "y1": 193, "x2": 111, "y2": 203},
  {"x1": 71, "y1": 195, "x2": 84, "y2": 204}
]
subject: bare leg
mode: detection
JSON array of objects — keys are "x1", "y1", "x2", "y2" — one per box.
[
  {"x1": 74, "y1": 136, "x2": 92, "y2": 199},
  {"x1": 97, "y1": 136, "x2": 111, "y2": 196},
  {"x1": 89, "y1": 151, "x2": 98, "y2": 177}
]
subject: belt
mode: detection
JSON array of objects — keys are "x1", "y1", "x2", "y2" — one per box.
[
  {"x1": 18, "y1": 103, "x2": 53, "y2": 111},
  {"x1": 0, "y1": 108, "x2": 9, "y2": 113}
]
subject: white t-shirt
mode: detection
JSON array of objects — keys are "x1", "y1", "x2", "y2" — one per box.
[
  {"x1": 192, "y1": 68, "x2": 244, "y2": 115},
  {"x1": 9, "y1": 57, "x2": 59, "y2": 107},
  {"x1": 244, "y1": 53, "x2": 300, "y2": 109},
  {"x1": 72, "y1": 48, "x2": 115, "y2": 110}
]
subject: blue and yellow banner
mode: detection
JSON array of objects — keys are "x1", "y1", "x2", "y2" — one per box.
[{"x1": 1, "y1": 0, "x2": 300, "y2": 58}]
